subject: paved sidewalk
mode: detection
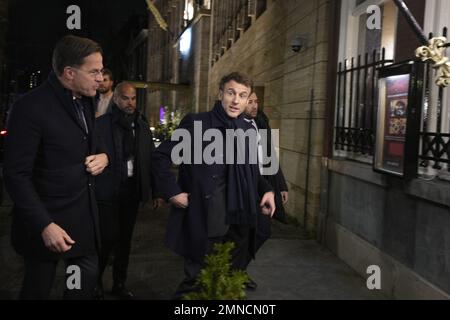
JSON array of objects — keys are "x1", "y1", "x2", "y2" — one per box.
[{"x1": 0, "y1": 196, "x2": 386, "y2": 300}]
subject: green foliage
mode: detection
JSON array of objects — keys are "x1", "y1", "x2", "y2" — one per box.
[
  {"x1": 183, "y1": 242, "x2": 249, "y2": 300},
  {"x1": 154, "y1": 106, "x2": 185, "y2": 141}
]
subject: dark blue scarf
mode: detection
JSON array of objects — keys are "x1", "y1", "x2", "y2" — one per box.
[{"x1": 211, "y1": 102, "x2": 259, "y2": 226}]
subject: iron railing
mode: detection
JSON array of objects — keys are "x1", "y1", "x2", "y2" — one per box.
[
  {"x1": 335, "y1": 26, "x2": 450, "y2": 177},
  {"x1": 334, "y1": 48, "x2": 393, "y2": 155},
  {"x1": 419, "y1": 27, "x2": 450, "y2": 171}
]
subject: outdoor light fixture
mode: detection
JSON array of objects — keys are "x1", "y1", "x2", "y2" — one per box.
[
  {"x1": 160, "y1": 106, "x2": 166, "y2": 124},
  {"x1": 180, "y1": 27, "x2": 192, "y2": 56},
  {"x1": 290, "y1": 36, "x2": 307, "y2": 53}
]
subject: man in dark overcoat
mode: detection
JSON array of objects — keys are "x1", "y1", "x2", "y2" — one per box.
[
  {"x1": 152, "y1": 72, "x2": 276, "y2": 298},
  {"x1": 95, "y1": 82, "x2": 160, "y2": 299},
  {"x1": 3, "y1": 35, "x2": 109, "y2": 299}
]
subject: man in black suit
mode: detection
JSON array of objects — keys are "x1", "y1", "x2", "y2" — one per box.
[
  {"x1": 3, "y1": 35, "x2": 109, "y2": 300},
  {"x1": 243, "y1": 91, "x2": 289, "y2": 290},
  {"x1": 152, "y1": 72, "x2": 276, "y2": 299},
  {"x1": 95, "y1": 82, "x2": 159, "y2": 299}
]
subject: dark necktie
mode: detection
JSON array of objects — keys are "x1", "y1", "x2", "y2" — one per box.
[{"x1": 73, "y1": 98, "x2": 89, "y2": 134}]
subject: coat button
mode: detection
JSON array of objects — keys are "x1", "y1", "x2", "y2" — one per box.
[
  {"x1": 83, "y1": 136, "x2": 87, "y2": 140},
  {"x1": 212, "y1": 175, "x2": 219, "y2": 179},
  {"x1": 205, "y1": 194, "x2": 212, "y2": 200}
]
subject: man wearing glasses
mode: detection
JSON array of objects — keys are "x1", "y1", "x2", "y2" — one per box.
[{"x1": 4, "y1": 35, "x2": 109, "y2": 299}]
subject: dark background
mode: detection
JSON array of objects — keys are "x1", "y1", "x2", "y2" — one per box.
[{"x1": 5, "y1": 0, "x2": 148, "y2": 95}]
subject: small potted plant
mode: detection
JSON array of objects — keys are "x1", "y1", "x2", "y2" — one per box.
[{"x1": 183, "y1": 242, "x2": 249, "y2": 300}]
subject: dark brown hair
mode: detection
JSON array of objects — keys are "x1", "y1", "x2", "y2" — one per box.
[
  {"x1": 102, "y1": 68, "x2": 114, "y2": 82},
  {"x1": 52, "y1": 35, "x2": 103, "y2": 75},
  {"x1": 219, "y1": 72, "x2": 253, "y2": 91}
]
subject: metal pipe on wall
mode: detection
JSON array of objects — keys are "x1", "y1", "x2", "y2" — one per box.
[
  {"x1": 392, "y1": 0, "x2": 428, "y2": 45},
  {"x1": 304, "y1": 89, "x2": 314, "y2": 229}
]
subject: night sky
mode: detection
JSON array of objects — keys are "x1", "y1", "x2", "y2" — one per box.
[{"x1": 7, "y1": 0, "x2": 148, "y2": 84}]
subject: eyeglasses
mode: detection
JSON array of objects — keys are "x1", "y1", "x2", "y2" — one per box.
[{"x1": 71, "y1": 67, "x2": 104, "y2": 78}]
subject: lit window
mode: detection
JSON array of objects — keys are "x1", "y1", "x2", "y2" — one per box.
[{"x1": 184, "y1": 0, "x2": 194, "y2": 22}]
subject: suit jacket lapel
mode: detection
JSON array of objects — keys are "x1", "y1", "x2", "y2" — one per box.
[
  {"x1": 82, "y1": 97, "x2": 96, "y2": 154},
  {"x1": 47, "y1": 72, "x2": 89, "y2": 135}
]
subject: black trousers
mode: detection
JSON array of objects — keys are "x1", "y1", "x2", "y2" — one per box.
[
  {"x1": 113, "y1": 181, "x2": 139, "y2": 285},
  {"x1": 19, "y1": 254, "x2": 98, "y2": 300},
  {"x1": 244, "y1": 213, "x2": 271, "y2": 268},
  {"x1": 97, "y1": 202, "x2": 119, "y2": 284},
  {"x1": 174, "y1": 224, "x2": 251, "y2": 299},
  {"x1": 97, "y1": 177, "x2": 139, "y2": 287}
]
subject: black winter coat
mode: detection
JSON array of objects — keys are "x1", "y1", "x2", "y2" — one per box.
[
  {"x1": 255, "y1": 111, "x2": 288, "y2": 222},
  {"x1": 152, "y1": 111, "x2": 273, "y2": 263},
  {"x1": 95, "y1": 105, "x2": 155, "y2": 204},
  {"x1": 3, "y1": 72, "x2": 107, "y2": 260}
]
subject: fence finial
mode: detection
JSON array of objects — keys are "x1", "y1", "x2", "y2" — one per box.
[{"x1": 416, "y1": 37, "x2": 450, "y2": 88}]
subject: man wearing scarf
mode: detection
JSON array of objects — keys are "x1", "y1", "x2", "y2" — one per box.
[
  {"x1": 152, "y1": 72, "x2": 275, "y2": 299},
  {"x1": 95, "y1": 82, "x2": 158, "y2": 299}
]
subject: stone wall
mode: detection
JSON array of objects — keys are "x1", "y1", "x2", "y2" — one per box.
[
  {"x1": 324, "y1": 159, "x2": 450, "y2": 298},
  {"x1": 208, "y1": 0, "x2": 331, "y2": 232}
]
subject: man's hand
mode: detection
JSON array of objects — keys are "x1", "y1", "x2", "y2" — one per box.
[
  {"x1": 41, "y1": 223, "x2": 75, "y2": 253},
  {"x1": 169, "y1": 193, "x2": 189, "y2": 209},
  {"x1": 85, "y1": 153, "x2": 109, "y2": 176},
  {"x1": 281, "y1": 191, "x2": 289, "y2": 204},
  {"x1": 260, "y1": 191, "x2": 276, "y2": 217},
  {"x1": 153, "y1": 198, "x2": 166, "y2": 210}
]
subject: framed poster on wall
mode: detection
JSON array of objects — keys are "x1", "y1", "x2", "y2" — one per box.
[{"x1": 374, "y1": 60, "x2": 424, "y2": 178}]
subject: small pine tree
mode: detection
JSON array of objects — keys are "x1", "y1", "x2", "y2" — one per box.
[{"x1": 183, "y1": 242, "x2": 249, "y2": 300}]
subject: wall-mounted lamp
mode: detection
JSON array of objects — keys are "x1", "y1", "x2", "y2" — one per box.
[{"x1": 290, "y1": 36, "x2": 307, "y2": 53}]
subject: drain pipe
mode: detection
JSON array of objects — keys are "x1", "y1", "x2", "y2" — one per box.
[
  {"x1": 304, "y1": 89, "x2": 314, "y2": 228},
  {"x1": 392, "y1": 0, "x2": 428, "y2": 45}
]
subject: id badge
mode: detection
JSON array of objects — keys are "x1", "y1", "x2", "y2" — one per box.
[{"x1": 127, "y1": 159, "x2": 134, "y2": 177}]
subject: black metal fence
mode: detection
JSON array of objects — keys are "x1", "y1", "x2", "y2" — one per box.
[
  {"x1": 419, "y1": 28, "x2": 450, "y2": 171},
  {"x1": 335, "y1": 27, "x2": 450, "y2": 176},
  {"x1": 334, "y1": 48, "x2": 393, "y2": 155}
]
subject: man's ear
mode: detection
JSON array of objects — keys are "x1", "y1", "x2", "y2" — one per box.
[
  {"x1": 218, "y1": 90, "x2": 223, "y2": 100},
  {"x1": 63, "y1": 67, "x2": 75, "y2": 81}
]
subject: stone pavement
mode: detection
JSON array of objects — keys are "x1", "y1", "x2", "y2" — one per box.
[{"x1": 0, "y1": 194, "x2": 386, "y2": 300}]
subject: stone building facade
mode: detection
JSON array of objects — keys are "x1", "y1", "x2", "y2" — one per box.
[
  {"x1": 322, "y1": 0, "x2": 450, "y2": 299},
  {"x1": 146, "y1": 0, "x2": 332, "y2": 234},
  {"x1": 146, "y1": 0, "x2": 450, "y2": 299}
]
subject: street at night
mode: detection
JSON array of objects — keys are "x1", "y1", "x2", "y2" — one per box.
[{"x1": 0, "y1": 0, "x2": 449, "y2": 310}]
